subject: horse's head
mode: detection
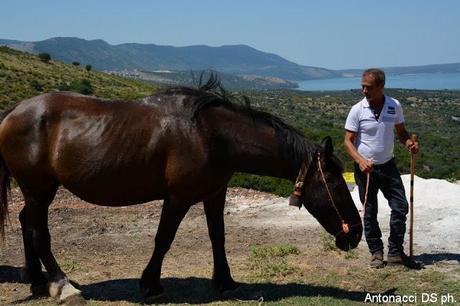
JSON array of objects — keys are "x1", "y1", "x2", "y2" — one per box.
[{"x1": 292, "y1": 137, "x2": 362, "y2": 251}]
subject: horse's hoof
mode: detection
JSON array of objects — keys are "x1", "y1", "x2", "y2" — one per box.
[
  {"x1": 214, "y1": 279, "x2": 240, "y2": 295},
  {"x1": 60, "y1": 294, "x2": 87, "y2": 306},
  {"x1": 221, "y1": 284, "x2": 241, "y2": 299},
  {"x1": 141, "y1": 286, "x2": 166, "y2": 304},
  {"x1": 30, "y1": 283, "x2": 49, "y2": 297}
]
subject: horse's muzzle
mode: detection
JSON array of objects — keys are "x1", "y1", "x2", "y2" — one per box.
[{"x1": 335, "y1": 224, "x2": 362, "y2": 251}]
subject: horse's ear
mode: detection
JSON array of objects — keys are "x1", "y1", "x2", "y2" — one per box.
[{"x1": 321, "y1": 136, "x2": 333, "y2": 159}]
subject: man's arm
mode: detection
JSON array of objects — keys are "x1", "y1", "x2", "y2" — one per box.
[
  {"x1": 344, "y1": 130, "x2": 373, "y2": 173},
  {"x1": 395, "y1": 123, "x2": 419, "y2": 154}
]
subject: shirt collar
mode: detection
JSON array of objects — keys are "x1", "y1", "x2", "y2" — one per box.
[{"x1": 362, "y1": 96, "x2": 386, "y2": 108}]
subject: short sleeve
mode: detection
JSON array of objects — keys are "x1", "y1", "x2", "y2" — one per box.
[
  {"x1": 395, "y1": 100, "x2": 404, "y2": 124},
  {"x1": 345, "y1": 105, "x2": 359, "y2": 132}
]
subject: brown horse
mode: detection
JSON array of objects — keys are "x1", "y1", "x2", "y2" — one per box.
[{"x1": 0, "y1": 78, "x2": 362, "y2": 303}]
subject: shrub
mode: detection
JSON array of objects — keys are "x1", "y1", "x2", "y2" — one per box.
[
  {"x1": 30, "y1": 80, "x2": 43, "y2": 92},
  {"x1": 58, "y1": 79, "x2": 93, "y2": 95},
  {"x1": 73, "y1": 79, "x2": 93, "y2": 94},
  {"x1": 38, "y1": 52, "x2": 51, "y2": 63},
  {"x1": 229, "y1": 173, "x2": 292, "y2": 197}
]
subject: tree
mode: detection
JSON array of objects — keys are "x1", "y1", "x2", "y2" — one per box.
[
  {"x1": 85, "y1": 64, "x2": 92, "y2": 72},
  {"x1": 72, "y1": 61, "x2": 80, "y2": 67},
  {"x1": 38, "y1": 53, "x2": 51, "y2": 63},
  {"x1": 72, "y1": 79, "x2": 93, "y2": 95}
]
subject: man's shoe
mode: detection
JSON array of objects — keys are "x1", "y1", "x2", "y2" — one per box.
[
  {"x1": 387, "y1": 253, "x2": 424, "y2": 269},
  {"x1": 370, "y1": 251, "x2": 385, "y2": 269}
]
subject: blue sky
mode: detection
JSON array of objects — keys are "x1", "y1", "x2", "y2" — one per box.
[{"x1": 1, "y1": 1, "x2": 459, "y2": 69}]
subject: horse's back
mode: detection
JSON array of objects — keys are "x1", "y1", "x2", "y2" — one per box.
[
  {"x1": 0, "y1": 91, "x2": 230, "y2": 205},
  {"x1": 0, "y1": 92, "x2": 174, "y2": 204}
]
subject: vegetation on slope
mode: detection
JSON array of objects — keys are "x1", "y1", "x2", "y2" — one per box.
[
  {"x1": 0, "y1": 46, "x2": 156, "y2": 109},
  {"x1": 230, "y1": 88, "x2": 460, "y2": 194},
  {"x1": 1, "y1": 46, "x2": 459, "y2": 197}
]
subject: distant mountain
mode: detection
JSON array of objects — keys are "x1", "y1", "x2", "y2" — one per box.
[
  {"x1": 2, "y1": 37, "x2": 458, "y2": 83},
  {"x1": 0, "y1": 37, "x2": 337, "y2": 81},
  {"x1": 338, "y1": 63, "x2": 460, "y2": 77},
  {"x1": 111, "y1": 69, "x2": 298, "y2": 90}
]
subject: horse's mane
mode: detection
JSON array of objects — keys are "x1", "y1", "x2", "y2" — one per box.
[{"x1": 158, "y1": 74, "x2": 318, "y2": 165}]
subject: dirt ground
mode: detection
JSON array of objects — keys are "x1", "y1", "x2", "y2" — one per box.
[
  {"x1": 0, "y1": 185, "x2": 458, "y2": 305},
  {"x1": 0, "y1": 187, "x2": 322, "y2": 305}
]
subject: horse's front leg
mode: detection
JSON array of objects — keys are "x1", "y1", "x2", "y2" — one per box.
[
  {"x1": 21, "y1": 190, "x2": 84, "y2": 304},
  {"x1": 203, "y1": 186, "x2": 238, "y2": 293},
  {"x1": 140, "y1": 198, "x2": 190, "y2": 301}
]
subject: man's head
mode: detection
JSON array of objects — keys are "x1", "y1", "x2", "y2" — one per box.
[{"x1": 361, "y1": 68, "x2": 385, "y2": 103}]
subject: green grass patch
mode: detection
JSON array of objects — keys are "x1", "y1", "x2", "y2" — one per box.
[
  {"x1": 248, "y1": 244, "x2": 300, "y2": 279},
  {"x1": 320, "y1": 231, "x2": 338, "y2": 252},
  {"x1": 60, "y1": 258, "x2": 88, "y2": 274},
  {"x1": 319, "y1": 231, "x2": 359, "y2": 261},
  {"x1": 250, "y1": 244, "x2": 300, "y2": 259}
]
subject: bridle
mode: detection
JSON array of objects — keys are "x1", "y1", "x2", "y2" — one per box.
[
  {"x1": 315, "y1": 152, "x2": 351, "y2": 236},
  {"x1": 293, "y1": 151, "x2": 362, "y2": 237}
]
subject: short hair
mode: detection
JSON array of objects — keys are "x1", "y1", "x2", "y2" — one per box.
[{"x1": 362, "y1": 68, "x2": 385, "y2": 86}]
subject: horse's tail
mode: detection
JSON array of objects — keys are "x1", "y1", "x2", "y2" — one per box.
[
  {"x1": 0, "y1": 155, "x2": 11, "y2": 241},
  {"x1": 0, "y1": 105, "x2": 16, "y2": 241}
]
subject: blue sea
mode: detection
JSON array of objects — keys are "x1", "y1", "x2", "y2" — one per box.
[{"x1": 296, "y1": 72, "x2": 460, "y2": 91}]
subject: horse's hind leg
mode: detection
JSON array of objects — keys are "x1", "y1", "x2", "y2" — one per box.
[
  {"x1": 203, "y1": 186, "x2": 238, "y2": 293},
  {"x1": 20, "y1": 186, "x2": 83, "y2": 303},
  {"x1": 19, "y1": 207, "x2": 48, "y2": 295},
  {"x1": 140, "y1": 197, "x2": 190, "y2": 300}
]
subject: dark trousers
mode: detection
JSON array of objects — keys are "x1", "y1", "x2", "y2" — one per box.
[{"x1": 354, "y1": 158, "x2": 408, "y2": 256}]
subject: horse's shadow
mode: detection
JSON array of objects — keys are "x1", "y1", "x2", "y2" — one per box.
[
  {"x1": 80, "y1": 277, "x2": 370, "y2": 304},
  {"x1": 1, "y1": 265, "x2": 368, "y2": 304},
  {"x1": 414, "y1": 252, "x2": 460, "y2": 265},
  {"x1": 2, "y1": 253, "x2": 459, "y2": 305},
  {"x1": 0, "y1": 265, "x2": 28, "y2": 284}
]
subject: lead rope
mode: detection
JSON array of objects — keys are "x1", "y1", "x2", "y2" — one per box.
[
  {"x1": 317, "y1": 153, "x2": 350, "y2": 234},
  {"x1": 360, "y1": 172, "x2": 370, "y2": 221}
]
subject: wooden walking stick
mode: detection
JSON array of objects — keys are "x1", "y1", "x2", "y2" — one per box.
[{"x1": 409, "y1": 134, "x2": 417, "y2": 257}]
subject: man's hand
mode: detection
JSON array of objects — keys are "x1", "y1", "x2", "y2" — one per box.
[
  {"x1": 405, "y1": 138, "x2": 419, "y2": 154},
  {"x1": 358, "y1": 158, "x2": 373, "y2": 173},
  {"x1": 396, "y1": 123, "x2": 419, "y2": 155}
]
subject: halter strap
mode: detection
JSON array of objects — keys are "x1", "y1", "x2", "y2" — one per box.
[
  {"x1": 292, "y1": 152, "x2": 354, "y2": 236},
  {"x1": 316, "y1": 152, "x2": 350, "y2": 234}
]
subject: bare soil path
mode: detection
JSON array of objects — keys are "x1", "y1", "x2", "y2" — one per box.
[{"x1": 1, "y1": 175, "x2": 459, "y2": 305}]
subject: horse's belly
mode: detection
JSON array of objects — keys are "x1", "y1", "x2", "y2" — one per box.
[{"x1": 60, "y1": 171, "x2": 167, "y2": 206}]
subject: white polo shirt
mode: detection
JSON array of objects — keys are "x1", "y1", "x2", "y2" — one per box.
[{"x1": 345, "y1": 96, "x2": 404, "y2": 165}]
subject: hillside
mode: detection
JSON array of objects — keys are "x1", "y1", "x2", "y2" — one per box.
[
  {"x1": 0, "y1": 37, "x2": 337, "y2": 81},
  {"x1": 111, "y1": 69, "x2": 298, "y2": 90},
  {"x1": 0, "y1": 46, "x2": 157, "y2": 109},
  {"x1": 1, "y1": 46, "x2": 459, "y2": 187},
  {"x1": 3, "y1": 37, "x2": 460, "y2": 83},
  {"x1": 236, "y1": 88, "x2": 460, "y2": 184}
]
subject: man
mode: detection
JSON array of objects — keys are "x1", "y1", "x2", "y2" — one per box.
[{"x1": 344, "y1": 68, "x2": 421, "y2": 269}]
